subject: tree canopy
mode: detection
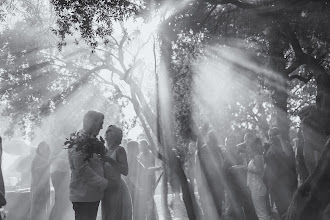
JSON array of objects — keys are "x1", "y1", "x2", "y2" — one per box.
[{"x1": 1, "y1": 0, "x2": 330, "y2": 219}]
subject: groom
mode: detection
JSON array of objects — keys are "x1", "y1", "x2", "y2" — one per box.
[{"x1": 68, "y1": 110, "x2": 108, "y2": 220}]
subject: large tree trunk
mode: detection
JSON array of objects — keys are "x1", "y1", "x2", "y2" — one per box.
[
  {"x1": 282, "y1": 23, "x2": 330, "y2": 219},
  {"x1": 157, "y1": 25, "x2": 200, "y2": 219},
  {"x1": 285, "y1": 137, "x2": 330, "y2": 220}
]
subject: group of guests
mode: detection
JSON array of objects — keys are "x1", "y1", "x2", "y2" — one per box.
[
  {"x1": 27, "y1": 110, "x2": 161, "y2": 220},
  {"x1": 2, "y1": 109, "x2": 300, "y2": 220},
  {"x1": 191, "y1": 126, "x2": 297, "y2": 220}
]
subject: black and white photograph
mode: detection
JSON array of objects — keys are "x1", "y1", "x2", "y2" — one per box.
[{"x1": 0, "y1": 0, "x2": 329, "y2": 219}]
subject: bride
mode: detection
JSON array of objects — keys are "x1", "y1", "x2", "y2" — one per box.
[{"x1": 102, "y1": 125, "x2": 133, "y2": 220}]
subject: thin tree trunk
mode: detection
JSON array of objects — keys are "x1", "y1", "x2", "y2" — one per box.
[{"x1": 162, "y1": 163, "x2": 171, "y2": 220}]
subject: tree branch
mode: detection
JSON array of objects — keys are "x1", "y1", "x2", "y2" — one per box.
[
  {"x1": 289, "y1": 74, "x2": 312, "y2": 83},
  {"x1": 122, "y1": 34, "x2": 153, "y2": 81},
  {"x1": 280, "y1": 22, "x2": 305, "y2": 61},
  {"x1": 284, "y1": 60, "x2": 304, "y2": 75},
  {"x1": 118, "y1": 23, "x2": 128, "y2": 73}
]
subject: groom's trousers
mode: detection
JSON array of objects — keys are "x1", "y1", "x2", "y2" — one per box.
[{"x1": 72, "y1": 201, "x2": 100, "y2": 220}]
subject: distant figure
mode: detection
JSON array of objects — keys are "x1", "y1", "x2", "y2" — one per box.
[
  {"x1": 0, "y1": 136, "x2": 5, "y2": 198},
  {"x1": 49, "y1": 138, "x2": 74, "y2": 220},
  {"x1": 138, "y1": 139, "x2": 160, "y2": 220},
  {"x1": 247, "y1": 138, "x2": 271, "y2": 220},
  {"x1": 197, "y1": 130, "x2": 225, "y2": 219},
  {"x1": 0, "y1": 136, "x2": 7, "y2": 220},
  {"x1": 125, "y1": 140, "x2": 145, "y2": 220},
  {"x1": 102, "y1": 125, "x2": 132, "y2": 220},
  {"x1": 226, "y1": 132, "x2": 259, "y2": 220},
  {"x1": 263, "y1": 127, "x2": 297, "y2": 218},
  {"x1": 29, "y1": 141, "x2": 51, "y2": 220},
  {"x1": 222, "y1": 135, "x2": 241, "y2": 216}
]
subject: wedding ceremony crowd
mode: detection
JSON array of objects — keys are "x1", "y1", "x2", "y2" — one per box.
[{"x1": 0, "y1": 109, "x2": 325, "y2": 220}]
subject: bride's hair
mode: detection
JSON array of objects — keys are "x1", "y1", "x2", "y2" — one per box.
[{"x1": 105, "y1": 125, "x2": 123, "y2": 145}]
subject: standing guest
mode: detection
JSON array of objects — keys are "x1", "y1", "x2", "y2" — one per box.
[
  {"x1": 222, "y1": 135, "x2": 241, "y2": 217},
  {"x1": 226, "y1": 132, "x2": 259, "y2": 220},
  {"x1": 0, "y1": 136, "x2": 7, "y2": 220},
  {"x1": 49, "y1": 138, "x2": 74, "y2": 220},
  {"x1": 68, "y1": 110, "x2": 108, "y2": 220},
  {"x1": 0, "y1": 136, "x2": 5, "y2": 199},
  {"x1": 263, "y1": 127, "x2": 297, "y2": 218},
  {"x1": 246, "y1": 138, "x2": 271, "y2": 220},
  {"x1": 29, "y1": 141, "x2": 51, "y2": 220},
  {"x1": 125, "y1": 140, "x2": 144, "y2": 220},
  {"x1": 197, "y1": 130, "x2": 225, "y2": 219},
  {"x1": 138, "y1": 139, "x2": 160, "y2": 220},
  {"x1": 101, "y1": 125, "x2": 132, "y2": 220}
]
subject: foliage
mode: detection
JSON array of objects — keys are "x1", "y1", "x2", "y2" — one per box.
[
  {"x1": 0, "y1": 15, "x2": 127, "y2": 139},
  {"x1": 0, "y1": 0, "x2": 161, "y2": 141},
  {"x1": 51, "y1": 0, "x2": 139, "y2": 49},
  {"x1": 1, "y1": 0, "x2": 328, "y2": 141}
]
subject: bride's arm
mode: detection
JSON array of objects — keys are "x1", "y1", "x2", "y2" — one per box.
[{"x1": 103, "y1": 147, "x2": 129, "y2": 176}]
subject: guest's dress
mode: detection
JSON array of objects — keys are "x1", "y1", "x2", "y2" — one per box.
[
  {"x1": 102, "y1": 146, "x2": 133, "y2": 220},
  {"x1": 247, "y1": 155, "x2": 271, "y2": 220},
  {"x1": 29, "y1": 152, "x2": 50, "y2": 220},
  {"x1": 49, "y1": 146, "x2": 74, "y2": 220}
]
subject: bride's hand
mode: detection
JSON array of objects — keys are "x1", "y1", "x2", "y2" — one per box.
[{"x1": 101, "y1": 155, "x2": 109, "y2": 162}]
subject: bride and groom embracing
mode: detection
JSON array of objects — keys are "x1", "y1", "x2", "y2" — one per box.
[{"x1": 68, "y1": 110, "x2": 132, "y2": 220}]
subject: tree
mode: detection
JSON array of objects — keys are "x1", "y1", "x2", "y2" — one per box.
[
  {"x1": 3, "y1": 0, "x2": 330, "y2": 218},
  {"x1": 0, "y1": 1, "x2": 139, "y2": 140},
  {"x1": 155, "y1": 1, "x2": 330, "y2": 219}
]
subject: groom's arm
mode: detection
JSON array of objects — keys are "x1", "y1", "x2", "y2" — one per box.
[{"x1": 70, "y1": 148, "x2": 108, "y2": 191}]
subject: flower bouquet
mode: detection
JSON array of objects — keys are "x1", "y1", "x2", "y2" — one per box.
[{"x1": 64, "y1": 132, "x2": 106, "y2": 161}]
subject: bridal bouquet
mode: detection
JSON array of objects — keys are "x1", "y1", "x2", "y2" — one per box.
[{"x1": 64, "y1": 131, "x2": 106, "y2": 161}]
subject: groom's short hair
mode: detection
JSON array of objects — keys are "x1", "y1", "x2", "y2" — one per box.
[{"x1": 83, "y1": 110, "x2": 104, "y2": 128}]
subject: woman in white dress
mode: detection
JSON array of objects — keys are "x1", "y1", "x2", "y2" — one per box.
[
  {"x1": 102, "y1": 125, "x2": 133, "y2": 220},
  {"x1": 247, "y1": 138, "x2": 271, "y2": 220}
]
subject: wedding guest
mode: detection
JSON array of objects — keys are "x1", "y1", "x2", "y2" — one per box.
[
  {"x1": 226, "y1": 132, "x2": 259, "y2": 220},
  {"x1": 197, "y1": 130, "x2": 225, "y2": 219},
  {"x1": 263, "y1": 127, "x2": 297, "y2": 218},
  {"x1": 138, "y1": 139, "x2": 160, "y2": 220},
  {"x1": 0, "y1": 136, "x2": 7, "y2": 220},
  {"x1": 29, "y1": 141, "x2": 51, "y2": 220},
  {"x1": 246, "y1": 138, "x2": 271, "y2": 220},
  {"x1": 126, "y1": 140, "x2": 144, "y2": 220},
  {"x1": 0, "y1": 136, "x2": 5, "y2": 200},
  {"x1": 49, "y1": 138, "x2": 74, "y2": 220},
  {"x1": 222, "y1": 135, "x2": 241, "y2": 217}
]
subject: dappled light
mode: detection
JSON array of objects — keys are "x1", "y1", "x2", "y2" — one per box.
[{"x1": 1, "y1": 0, "x2": 330, "y2": 220}]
